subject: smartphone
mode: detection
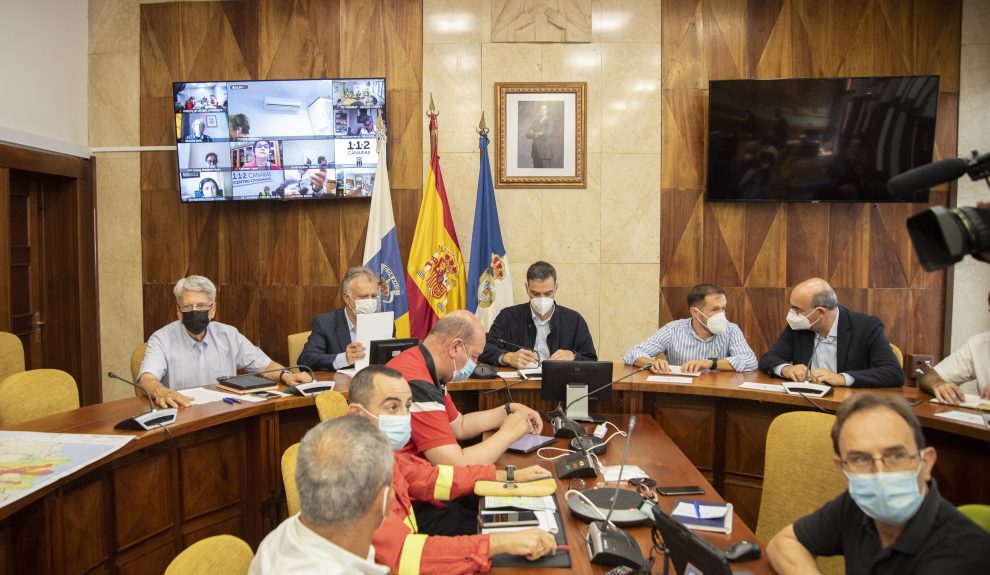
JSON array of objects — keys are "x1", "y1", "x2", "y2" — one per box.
[
  {"x1": 479, "y1": 510, "x2": 540, "y2": 528},
  {"x1": 658, "y1": 485, "x2": 705, "y2": 496},
  {"x1": 507, "y1": 433, "x2": 556, "y2": 454}
]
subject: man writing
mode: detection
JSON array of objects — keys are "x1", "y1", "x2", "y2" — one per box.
[
  {"x1": 348, "y1": 365, "x2": 557, "y2": 573},
  {"x1": 759, "y1": 277, "x2": 903, "y2": 387},
  {"x1": 480, "y1": 261, "x2": 597, "y2": 368},
  {"x1": 919, "y1": 290, "x2": 990, "y2": 403},
  {"x1": 298, "y1": 266, "x2": 386, "y2": 371},
  {"x1": 623, "y1": 283, "x2": 757, "y2": 373},
  {"x1": 767, "y1": 393, "x2": 990, "y2": 573},
  {"x1": 138, "y1": 275, "x2": 312, "y2": 408}
]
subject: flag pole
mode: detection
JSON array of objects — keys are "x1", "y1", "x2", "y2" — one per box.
[{"x1": 428, "y1": 93, "x2": 439, "y2": 156}]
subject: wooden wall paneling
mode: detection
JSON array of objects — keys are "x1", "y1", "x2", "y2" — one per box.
[
  {"x1": 830, "y1": 0, "x2": 876, "y2": 77},
  {"x1": 913, "y1": 0, "x2": 961, "y2": 92},
  {"x1": 386, "y1": 92, "x2": 425, "y2": 190},
  {"x1": 659, "y1": 189, "x2": 703, "y2": 287},
  {"x1": 785, "y1": 203, "x2": 829, "y2": 285},
  {"x1": 659, "y1": 286, "x2": 692, "y2": 326},
  {"x1": 178, "y1": 432, "x2": 242, "y2": 519},
  {"x1": 116, "y1": 540, "x2": 177, "y2": 575},
  {"x1": 338, "y1": 0, "x2": 386, "y2": 77},
  {"x1": 742, "y1": 204, "x2": 786, "y2": 288},
  {"x1": 259, "y1": 286, "x2": 301, "y2": 364},
  {"x1": 874, "y1": 0, "x2": 916, "y2": 76},
  {"x1": 743, "y1": 0, "x2": 785, "y2": 79},
  {"x1": 867, "y1": 206, "x2": 910, "y2": 289},
  {"x1": 113, "y1": 452, "x2": 173, "y2": 550},
  {"x1": 934, "y1": 93, "x2": 959, "y2": 163},
  {"x1": 220, "y1": 0, "x2": 260, "y2": 78},
  {"x1": 652, "y1": 396, "x2": 716, "y2": 472},
  {"x1": 910, "y1": 288, "x2": 945, "y2": 359},
  {"x1": 61, "y1": 479, "x2": 107, "y2": 573},
  {"x1": 826, "y1": 203, "x2": 869, "y2": 288},
  {"x1": 751, "y1": 0, "x2": 795, "y2": 79},
  {"x1": 832, "y1": 288, "x2": 869, "y2": 317},
  {"x1": 739, "y1": 287, "x2": 787, "y2": 359},
  {"x1": 383, "y1": 1, "x2": 423, "y2": 93},
  {"x1": 660, "y1": 90, "x2": 705, "y2": 190},
  {"x1": 870, "y1": 288, "x2": 912, "y2": 363},
  {"x1": 701, "y1": 0, "x2": 747, "y2": 81},
  {"x1": 660, "y1": 0, "x2": 704, "y2": 89},
  {"x1": 0, "y1": 166, "x2": 10, "y2": 331},
  {"x1": 702, "y1": 204, "x2": 745, "y2": 286}
]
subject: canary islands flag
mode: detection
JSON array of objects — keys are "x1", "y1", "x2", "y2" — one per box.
[
  {"x1": 363, "y1": 124, "x2": 410, "y2": 337},
  {"x1": 406, "y1": 114, "x2": 466, "y2": 338},
  {"x1": 467, "y1": 132, "x2": 513, "y2": 329}
]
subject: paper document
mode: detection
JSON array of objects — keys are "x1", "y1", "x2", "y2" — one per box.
[
  {"x1": 497, "y1": 371, "x2": 520, "y2": 379},
  {"x1": 930, "y1": 394, "x2": 990, "y2": 411},
  {"x1": 739, "y1": 382, "x2": 787, "y2": 393},
  {"x1": 934, "y1": 410, "x2": 988, "y2": 427},
  {"x1": 673, "y1": 501, "x2": 728, "y2": 520},
  {"x1": 484, "y1": 495, "x2": 556, "y2": 510},
  {"x1": 646, "y1": 375, "x2": 694, "y2": 384},
  {"x1": 336, "y1": 367, "x2": 358, "y2": 377},
  {"x1": 180, "y1": 387, "x2": 266, "y2": 404},
  {"x1": 354, "y1": 311, "x2": 394, "y2": 370},
  {"x1": 668, "y1": 366, "x2": 703, "y2": 377},
  {"x1": 601, "y1": 465, "x2": 649, "y2": 482},
  {"x1": 518, "y1": 368, "x2": 542, "y2": 380}
]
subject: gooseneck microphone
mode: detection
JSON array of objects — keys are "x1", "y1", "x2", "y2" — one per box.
[
  {"x1": 108, "y1": 371, "x2": 178, "y2": 431},
  {"x1": 587, "y1": 415, "x2": 645, "y2": 569}
]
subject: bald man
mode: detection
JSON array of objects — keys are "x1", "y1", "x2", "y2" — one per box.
[{"x1": 758, "y1": 278, "x2": 903, "y2": 388}]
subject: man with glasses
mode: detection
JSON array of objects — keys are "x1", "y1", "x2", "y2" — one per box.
[
  {"x1": 758, "y1": 277, "x2": 903, "y2": 387},
  {"x1": 138, "y1": 275, "x2": 312, "y2": 408},
  {"x1": 299, "y1": 266, "x2": 389, "y2": 371},
  {"x1": 767, "y1": 393, "x2": 990, "y2": 573}
]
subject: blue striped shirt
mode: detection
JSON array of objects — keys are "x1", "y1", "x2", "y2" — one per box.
[{"x1": 623, "y1": 318, "x2": 758, "y2": 372}]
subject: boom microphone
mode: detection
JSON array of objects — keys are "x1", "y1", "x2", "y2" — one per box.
[{"x1": 887, "y1": 157, "x2": 970, "y2": 199}]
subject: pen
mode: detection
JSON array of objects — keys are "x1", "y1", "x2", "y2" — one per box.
[
  {"x1": 223, "y1": 397, "x2": 241, "y2": 405},
  {"x1": 694, "y1": 500, "x2": 701, "y2": 519}
]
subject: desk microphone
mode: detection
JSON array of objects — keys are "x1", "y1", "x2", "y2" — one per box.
[
  {"x1": 107, "y1": 371, "x2": 178, "y2": 431},
  {"x1": 550, "y1": 364, "x2": 650, "y2": 438},
  {"x1": 587, "y1": 415, "x2": 646, "y2": 569},
  {"x1": 780, "y1": 338, "x2": 830, "y2": 410}
]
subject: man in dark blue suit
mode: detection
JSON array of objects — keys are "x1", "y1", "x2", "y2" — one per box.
[
  {"x1": 759, "y1": 278, "x2": 903, "y2": 388},
  {"x1": 298, "y1": 266, "x2": 381, "y2": 371}
]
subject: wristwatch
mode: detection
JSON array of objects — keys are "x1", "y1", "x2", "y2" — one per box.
[{"x1": 709, "y1": 358, "x2": 718, "y2": 370}]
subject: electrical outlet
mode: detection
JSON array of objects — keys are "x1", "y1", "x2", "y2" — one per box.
[{"x1": 906, "y1": 354, "x2": 934, "y2": 380}]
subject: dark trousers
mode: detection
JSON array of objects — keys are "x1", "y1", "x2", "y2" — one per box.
[{"x1": 412, "y1": 494, "x2": 480, "y2": 536}]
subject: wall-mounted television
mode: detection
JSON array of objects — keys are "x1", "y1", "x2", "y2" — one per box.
[
  {"x1": 706, "y1": 75, "x2": 938, "y2": 203},
  {"x1": 173, "y1": 77, "x2": 385, "y2": 203}
]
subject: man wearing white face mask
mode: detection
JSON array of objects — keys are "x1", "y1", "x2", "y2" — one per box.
[
  {"x1": 346, "y1": 365, "x2": 557, "y2": 572},
  {"x1": 623, "y1": 284, "x2": 757, "y2": 373},
  {"x1": 767, "y1": 393, "x2": 990, "y2": 574},
  {"x1": 299, "y1": 266, "x2": 390, "y2": 371},
  {"x1": 250, "y1": 416, "x2": 393, "y2": 574},
  {"x1": 481, "y1": 261, "x2": 597, "y2": 368},
  {"x1": 759, "y1": 277, "x2": 903, "y2": 387}
]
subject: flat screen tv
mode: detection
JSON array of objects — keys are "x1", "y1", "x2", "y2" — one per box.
[
  {"x1": 173, "y1": 78, "x2": 385, "y2": 203},
  {"x1": 706, "y1": 75, "x2": 938, "y2": 203}
]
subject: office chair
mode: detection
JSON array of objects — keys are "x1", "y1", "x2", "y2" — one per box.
[
  {"x1": 287, "y1": 331, "x2": 311, "y2": 368},
  {"x1": 315, "y1": 390, "x2": 348, "y2": 422},
  {"x1": 164, "y1": 534, "x2": 253, "y2": 575},
  {"x1": 0, "y1": 369, "x2": 80, "y2": 427},
  {"x1": 0, "y1": 331, "x2": 25, "y2": 382},
  {"x1": 757, "y1": 411, "x2": 846, "y2": 575}
]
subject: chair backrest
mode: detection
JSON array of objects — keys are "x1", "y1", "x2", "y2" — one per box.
[
  {"x1": 0, "y1": 332, "x2": 25, "y2": 382},
  {"x1": 959, "y1": 504, "x2": 990, "y2": 533},
  {"x1": 889, "y1": 343, "x2": 904, "y2": 368},
  {"x1": 756, "y1": 411, "x2": 846, "y2": 575},
  {"x1": 287, "y1": 331, "x2": 311, "y2": 368},
  {"x1": 315, "y1": 390, "x2": 349, "y2": 422},
  {"x1": 130, "y1": 342, "x2": 148, "y2": 397},
  {"x1": 164, "y1": 534, "x2": 253, "y2": 575},
  {"x1": 0, "y1": 369, "x2": 80, "y2": 427},
  {"x1": 282, "y1": 443, "x2": 301, "y2": 517}
]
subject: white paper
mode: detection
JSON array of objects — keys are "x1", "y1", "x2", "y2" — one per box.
[
  {"x1": 668, "y1": 366, "x2": 703, "y2": 377},
  {"x1": 336, "y1": 367, "x2": 358, "y2": 377},
  {"x1": 518, "y1": 368, "x2": 542, "y2": 380},
  {"x1": 930, "y1": 394, "x2": 990, "y2": 411},
  {"x1": 484, "y1": 495, "x2": 556, "y2": 510},
  {"x1": 497, "y1": 371, "x2": 520, "y2": 379},
  {"x1": 934, "y1": 410, "x2": 988, "y2": 427},
  {"x1": 672, "y1": 501, "x2": 728, "y2": 519},
  {"x1": 602, "y1": 465, "x2": 649, "y2": 482},
  {"x1": 180, "y1": 387, "x2": 266, "y2": 404},
  {"x1": 739, "y1": 382, "x2": 787, "y2": 393},
  {"x1": 354, "y1": 311, "x2": 394, "y2": 370},
  {"x1": 646, "y1": 375, "x2": 694, "y2": 384}
]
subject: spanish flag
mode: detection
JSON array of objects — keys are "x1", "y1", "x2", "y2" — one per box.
[{"x1": 406, "y1": 114, "x2": 466, "y2": 339}]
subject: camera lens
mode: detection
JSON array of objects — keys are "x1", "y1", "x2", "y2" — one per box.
[{"x1": 907, "y1": 205, "x2": 990, "y2": 270}]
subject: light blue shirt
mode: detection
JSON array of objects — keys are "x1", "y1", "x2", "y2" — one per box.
[
  {"x1": 773, "y1": 317, "x2": 855, "y2": 385},
  {"x1": 532, "y1": 308, "x2": 552, "y2": 362},
  {"x1": 623, "y1": 318, "x2": 758, "y2": 371},
  {"x1": 139, "y1": 320, "x2": 272, "y2": 390}
]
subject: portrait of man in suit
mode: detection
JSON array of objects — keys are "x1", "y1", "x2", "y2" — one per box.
[{"x1": 518, "y1": 101, "x2": 564, "y2": 169}]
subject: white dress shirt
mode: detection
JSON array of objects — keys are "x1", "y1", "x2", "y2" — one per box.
[
  {"x1": 249, "y1": 514, "x2": 389, "y2": 575},
  {"x1": 933, "y1": 330, "x2": 990, "y2": 396},
  {"x1": 138, "y1": 320, "x2": 271, "y2": 390},
  {"x1": 532, "y1": 307, "x2": 552, "y2": 362}
]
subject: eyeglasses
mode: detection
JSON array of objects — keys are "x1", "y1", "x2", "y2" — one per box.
[
  {"x1": 841, "y1": 449, "x2": 920, "y2": 473},
  {"x1": 178, "y1": 303, "x2": 214, "y2": 312}
]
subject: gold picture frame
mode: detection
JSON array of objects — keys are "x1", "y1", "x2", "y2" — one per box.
[{"x1": 495, "y1": 82, "x2": 586, "y2": 188}]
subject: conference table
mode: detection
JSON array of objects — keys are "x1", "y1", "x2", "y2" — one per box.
[{"x1": 1, "y1": 366, "x2": 987, "y2": 573}]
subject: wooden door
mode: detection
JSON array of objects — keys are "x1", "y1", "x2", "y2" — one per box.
[{"x1": 8, "y1": 173, "x2": 45, "y2": 369}]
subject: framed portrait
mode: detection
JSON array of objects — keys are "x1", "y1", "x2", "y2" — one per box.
[
  {"x1": 495, "y1": 82, "x2": 586, "y2": 188},
  {"x1": 206, "y1": 114, "x2": 218, "y2": 128}
]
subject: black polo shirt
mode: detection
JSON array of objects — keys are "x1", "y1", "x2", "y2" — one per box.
[{"x1": 794, "y1": 480, "x2": 990, "y2": 574}]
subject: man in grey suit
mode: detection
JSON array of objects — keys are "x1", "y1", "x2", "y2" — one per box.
[
  {"x1": 526, "y1": 104, "x2": 554, "y2": 168},
  {"x1": 298, "y1": 266, "x2": 382, "y2": 371}
]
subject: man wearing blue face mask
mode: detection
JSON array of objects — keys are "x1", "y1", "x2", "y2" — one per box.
[
  {"x1": 299, "y1": 266, "x2": 391, "y2": 371},
  {"x1": 768, "y1": 393, "x2": 990, "y2": 573},
  {"x1": 347, "y1": 365, "x2": 557, "y2": 572},
  {"x1": 759, "y1": 277, "x2": 903, "y2": 387}
]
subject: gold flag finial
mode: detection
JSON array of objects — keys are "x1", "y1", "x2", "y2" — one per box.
[
  {"x1": 477, "y1": 111, "x2": 488, "y2": 135},
  {"x1": 427, "y1": 93, "x2": 438, "y2": 118}
]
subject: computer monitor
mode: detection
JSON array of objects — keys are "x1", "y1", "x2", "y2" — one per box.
[
  {"x1": 369, "y1": 338, "x2": 418, "y2": 365},
  {"x1": 649, "y1": 504, "x2": 732, "y2": 575},
  {"x1": 540, "y1": 360, "x2": 613, "y2": 422}
]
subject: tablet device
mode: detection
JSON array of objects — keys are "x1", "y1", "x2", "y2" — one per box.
[{"x1": 507, "y1": 433, "x2": 556, "y2": 454}]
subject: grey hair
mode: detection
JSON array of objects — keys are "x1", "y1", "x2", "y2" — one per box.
[
  {"x1": 811, "y1": 287, "x2": 838, "y2": 310},
  {"x1": 342, "y1": 266, "x2": 378, "y2": 294},
  {"x1": 173, "y1": 275, "x2": 216, "y2": 304},
  {"x1": 296, "y1": 416, "x2": 393, "y2": 526},
  {"x1": 192, "y1": 119, "x2": 205, "y2": 127}
]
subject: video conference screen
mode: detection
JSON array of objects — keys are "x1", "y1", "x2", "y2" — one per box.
[{"x1": 173, "y1": 78, "x2": 385, "y2": 203}]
